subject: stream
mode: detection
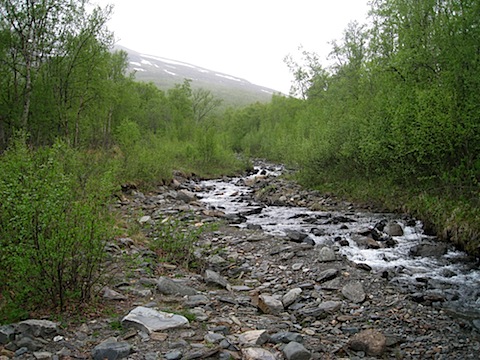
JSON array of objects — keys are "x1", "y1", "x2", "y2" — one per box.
[{"x1": 197, "y1": 164, "x2": 480, "y2": 320}]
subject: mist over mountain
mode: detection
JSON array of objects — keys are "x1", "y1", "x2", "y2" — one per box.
[{"x1": 117, "y1": 46, "x2": 283, "y2": 106}]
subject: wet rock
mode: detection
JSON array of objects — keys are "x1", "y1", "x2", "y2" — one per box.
[
  {"x1": 122, "y1": 306, "x2": 189, "y2": 333},
  {"x1": 205, "y1": 269, "x2": 230, "y2": 289},
  {"x1": 349, "y1": 329, "x2": 387, "y2": 356},
  {"x1": 317, "y1": 247, "x2": 336, "y2": 262},
  {"x1": 409, "y1": 242, "x2": 448, "y2": 258},
  {"x1": 282, "y1": 288, "x2": 302, "y2": 307},
  {"x1": 317, "y1": 268, "x2": 339, "y2": 283},
  {"x1": 384, "y1": 221, "x2": 404, "y2": 236},
  {"x1": 283, "y1": 341, "x2": 311, "y2": 360},
  {"x1": 342, "y1": 282, "x2": 366, "y2": 303},
  {"x1": 92, "y1": 338, "x2": 132, "y2": 360},
  {"x1": 157, "y1": 276, "x2": 198, "y2": 296},
  {"x1": 241, "y1": 347, "x2": 276, "y2": 360},
  {"x1": 285, "y1": 229, "x2": 309, "y2": 243}
]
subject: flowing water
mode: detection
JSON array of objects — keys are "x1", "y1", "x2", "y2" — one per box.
[{"x1": 197, "y1": 165, "x2": 480, "y2": 319}]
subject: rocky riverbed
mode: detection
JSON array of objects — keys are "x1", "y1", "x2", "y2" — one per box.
[{"x1": 1, "y1": 163, "x2": 479, "y2": 359}]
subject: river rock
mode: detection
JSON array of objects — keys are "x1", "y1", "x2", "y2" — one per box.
[
  {"x1": 122, "y1": 306, "x2": 189, "y2": 333},
  {"x1": 285, "y1": 229, "x2": 309, "y2": 243},
  {"x1": 317, "y1": 268, "x2": 338, "y2": 283},
  {"x1": 349, "y1": 329, "x2": 387, "y2": 356},
  {"x1": 282, "y1": 288, "x2": 302, "y2": 307},
  {"x1": 205, "y1": 269, "x2": 230, "y2": 289},
  {"x1": 0, "y1": 325, "x2": 15, "y2": 344},
  {"x1": 318, "y1": 300, "x2": 342, "y2": 313},
  {"x1": 283, "y1": 341, "x2": 311, "y2": 360},
  {"x1": 33, "y1": 351, "x2": 53, "y2": 359},
  {"x1": 238, "y1": 329, "x2": 269, "y2": 346},
  {"x1": 241, "y1": 347, "x2": 276, "y2": 360},
  {"x1": 176, "y1": 189, "x2": 196, "y2": 203},
  {"x1": 384, "y1": 221, "x2": 404, "y2": 236},
  {"x1": 256, "y1": 294, "x2": 284, "y2": 314},
  {"x1": 17, "y1": 320, "x2": 59, "y2": 340},
  {"x1": 102, "y1": 287, "x2": 127, "y2": 301},
  {"x1": 157, "y1": 276, "x2": 198, "y2": 296},
  {"x1": 92, "y1": 338, "x2": 132, "y2": 360},
  {"x1": 270, "y1": 332, "x2": 304, "y2": 344},
  {"x1": 409, "y1": 242, "x2": 448, "y2": 258},
  {"x1": 317, "y1": 246, "x2": 336, "y2": 262},
  {"x1": 342, "y1": 282, "x2": 366, "y2": 303},
  {"x1": 184, "y1": 294, "x2": 210, "y2": 307}
]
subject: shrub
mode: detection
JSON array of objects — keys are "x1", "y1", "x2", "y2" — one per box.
[{"x1": 0, "y1": 136, "x2": 116, "y2": 322}]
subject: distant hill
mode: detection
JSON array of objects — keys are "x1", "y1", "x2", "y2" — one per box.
[{"x1": 117, "y1": 46, "x2": 282, "y2": 107}]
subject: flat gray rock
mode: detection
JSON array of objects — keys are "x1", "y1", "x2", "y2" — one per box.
[
  {"x1": 342, "y1": 281, "x2": 366, "y2": 303},
  {"x1": 283, "y1": 341, "x2": 311, "y2": 360},
  {"x1": 92, "y1": 339, "x2": 131, "y2": 360},
  {"x1": 157, "y1": 276, "x2": 197, "y2": 296},
  {"x1": 122, "y1": 306, "x2": 189, "y2": 334}
]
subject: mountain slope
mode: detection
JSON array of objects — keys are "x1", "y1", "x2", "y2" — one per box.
[{"x1": 118, "y1": 46, "x2": 281, "y2": 106}]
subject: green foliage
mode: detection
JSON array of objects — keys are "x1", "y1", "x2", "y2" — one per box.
[
  {"x1": 0, "y1": 136, "x2": 116, "y2": 322},
  {"x1": 223, "y1": 1, "x2": 480, "y2": 255},
  {"x1": 147, "y1": 215, "x2": 209, "y2": 270}
]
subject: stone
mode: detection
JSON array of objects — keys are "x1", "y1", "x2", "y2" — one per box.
[
  {"x1": 473, "y1": 319, "x2": 480, "y2": 331},
  {"x1": 103, "y1": 287, "x2": 127, "y2": 301},
  {"x1": 285, "y1": 230, "x2": 309, "y2": 243},
  {"x1": 0, "y1": 325, "x2": 15, "y2": 345},
  {"x1": 157, "y1": 276, "x2": 197, "y2": 296},
  {"x1": 177, "y1": 189, "x2": 196, "y2": 203},
  {"x1": 342, "y1": 281, "x2": 366, "y2": 303},
  {"x1": 318, "y1": 300, "x2": 341, "y2": 313},
  {"x1": 15, "y1": 336, "x2": 42, "y2": 351},
  {"x1": 384, "y1": 221, "x2": 404, "y2": 236},
  {"x1": 409, "y1": 242, "x2": 448, "y2": 258},
  {"x1": 204, "y1": 269, "x2": 230, "y2": 289},
  {"x1": 257, "y1": 294, "x2": 284, "y2": 314},
  {"x1": 283, "y1": 341, "x2": 311, "y2": 360},
  {"x1": 317, "y1": 268, "x2": 338, "y2": 283},
  {"x1": 184, "y1": 294, "x2": 210, "y2": 307},
  {"x1": 270, "y1": 332, "x2": 304, "y2": 344},
  {"x1": 17, "y1": 319, "x2": 59, "y2": 339},
  {"x1": 241, "y1": 347, "x2": 276, "y2": 360},
  {"x1": 282, "y1": 288, "x2": 303, "y2": 307},
  {"x1": 317, "y1": 246, "x2": 336, "y2": 262},
  {"x1": 238, "y1": 329, "x2": 269, "y2": 346},
  {"x1": 349, "y1": 329, "x2": 387, "y2": 356},
  {"x1": 92, "y1": 339, "x2": 132, "y2": 360},
  {"x1": 164, "y1": 350, "x2": 183, "y2": 360},
  {"x1": 122, "y1": 306, "x2": 189, "y2": 333},
  {"x1": 204, "y1": 332, "x2": 226, "y2": 344},
  {"x1": 33, "y1": 352, "x2": 52, "y2": 360},
  {"x1": 139, "y1": 215, "x2": 151, "y2": 224}
]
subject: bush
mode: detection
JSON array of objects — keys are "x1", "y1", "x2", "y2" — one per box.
[{"x1": 0, "y1": 136, "x2": 116, "y2": 322}]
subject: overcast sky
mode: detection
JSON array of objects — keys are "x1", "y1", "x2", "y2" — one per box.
[{"x1": 95, "y1": 0, "x2": 370, "y2": 94}]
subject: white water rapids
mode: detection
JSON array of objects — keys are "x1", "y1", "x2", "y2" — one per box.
[{"x1": 197, "y1": 166, "x2": 480, "y2": 319}]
